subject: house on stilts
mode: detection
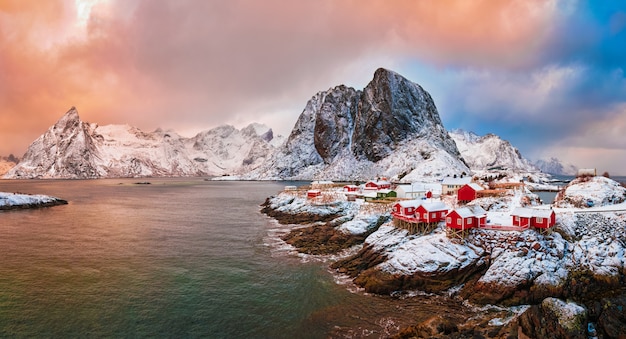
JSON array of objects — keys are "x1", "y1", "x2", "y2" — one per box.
[
  {"x1": 392, "y1": 200, "x2": 448, "y2": 234},
  {"x1": 445, "y1": 205, "x2": 487, "y2": 239}
]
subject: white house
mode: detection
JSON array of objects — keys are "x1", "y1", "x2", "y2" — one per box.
[{"x1": 441, "y1": 177, "x2": 472, "y2": 195}]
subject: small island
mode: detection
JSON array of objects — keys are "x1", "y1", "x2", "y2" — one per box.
[
  {"x1": 0, "y1": 191, "x2": 68, "y2": 210},
  {"x1": 262, "y1": 174, "x2": 626, "y2": 338}
]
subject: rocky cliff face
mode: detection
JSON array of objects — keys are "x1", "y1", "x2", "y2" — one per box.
[
  {"x1": 5, "y1": 107, "x2": 280, "y2": 179},
  {"x1": 249, "y1": 68, "x2": 469, "y2": 180},
  {"x1": 449, "y1": 129, "x2": 537, "y2": 172}
]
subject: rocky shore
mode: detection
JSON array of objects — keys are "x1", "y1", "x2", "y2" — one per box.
[
  {"x1": 261, "y1": 179, "x2": 626, "y2": 338},
  {"x1": 0, "y1": 192, "x2": 68, "y2": 210}
]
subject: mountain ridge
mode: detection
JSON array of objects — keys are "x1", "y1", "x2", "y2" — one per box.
[
  {"x1": 5, "y1": 68, "x2": 542, "y2": 180},
  {"x1": 5, "y1": 108, "x2": 281, "y2": 179}
]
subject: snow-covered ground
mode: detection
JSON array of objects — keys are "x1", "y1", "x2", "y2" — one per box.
[{"x1": 264, "y1": 175, "x2": 626, "y2": 304}]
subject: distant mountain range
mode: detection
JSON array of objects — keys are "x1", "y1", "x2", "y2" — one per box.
[
  {"x1": 533, "y1": 157, "x2": 578, "y2": 176},
  {"x1": 4, "y1": 68, "x2": 558, "y2": 180},
  {"x1": 4, "y1": 108, "x2": 282, "y2": 179}
]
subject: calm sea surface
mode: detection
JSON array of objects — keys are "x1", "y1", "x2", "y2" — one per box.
[{"x1": 0, "y1": 179, "x2": 453, "y2": 338}]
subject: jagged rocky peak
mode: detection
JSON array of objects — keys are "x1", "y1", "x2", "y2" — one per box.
[
  {"x1": 249, "y1": 68, "x2": 469, "y2": 180},
  {"x1": 352, "y1": 68, "x2": 455, "y2": 162},
  {"x1": 53, "y1": 106, "x2": 82, "y2": 132},
  {"x1": 241, "y1": 123, "x2": 273, "y2": 142}
]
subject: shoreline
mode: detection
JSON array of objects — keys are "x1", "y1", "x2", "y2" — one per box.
[{"x1": 260, "y1": 179, "x2": 626, "y2": 338}]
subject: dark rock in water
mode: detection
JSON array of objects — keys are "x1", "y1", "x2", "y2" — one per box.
[
  {"x1": 518, "y1": 298, "x2": 587, "y2": 339},
  {"x1": 282, "y1": 222, "x2": 373, "y2": 255},
  {"x1": 134, "y1": 182, "x2": 151, "y2": 185},
  {"x1": 259, "y1": 197, "x2": 342, "y2": 224},
  {"x1": 587, "y1": 294, "x2": 626, "y2": 338}
]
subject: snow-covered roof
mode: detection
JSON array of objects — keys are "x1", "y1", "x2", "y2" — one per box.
[
  {"x1": 451, "y1": 205, "x2": 487, "y2": 218},
  {"x1": 441, "y1": 177, "x2": 472, "y2": 186},
  {"x1": 363, "y1": 191, "x2": 378, "y2": 198},
  {"x1": 366, "y1": 179, "x2": 390, "y2": 186},
  {"x1": 466, "y1": 183, "x2": 484, "y2": 191},
  {"x1": 419, "y1": 201, "x2": 448, "y2": 212},
  {"x1": 377, "y1": 189, "x2": 394, "y2": 194},
  {"x1": 307, "y1": 189, "x2": 321, "y2": 194},
  {"x1": 395, "y1": 184, "x2": 427, "y2": 193},
  {"x1": 396, "y1": 200, "x2": 421, "y2": 208},
  {"x1": 511, "y1": 207, "x2": 554, "y2": 218}
]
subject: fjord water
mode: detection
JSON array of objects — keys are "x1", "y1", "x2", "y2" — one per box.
[{"x1": 0, "y1": 179, "x2": 362, "y2": 338}]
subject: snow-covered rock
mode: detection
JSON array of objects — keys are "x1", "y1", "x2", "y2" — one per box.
[
  {"x1": 0, "y1": 192, "x2": 67, "y2": 209},
  {"x1": 5, "y1": 107, "x2": 281, "y2": 179},
  {"x1": 554, "y1": 176, "x2": 626, "y2": 208}
]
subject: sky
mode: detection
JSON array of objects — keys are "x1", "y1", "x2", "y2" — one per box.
[{"x1": 1, "y1": 0, "x2": 625, "y2": 174}]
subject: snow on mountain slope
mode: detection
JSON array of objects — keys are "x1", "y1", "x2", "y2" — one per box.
[
  {"x1": 534, "y1": 157, "x2": 578, "y2": 176},
  {"x1": 247, "y1": 68, "x2": 469, "y2": 181},
  {"x1": 450, "y1": 129, "x2": 537, "y2": 172},
  {"x1": 4, "y1": 107, "x2": 280, "y2": 179}
]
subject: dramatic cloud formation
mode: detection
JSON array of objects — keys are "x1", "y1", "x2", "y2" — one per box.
[{"x1": 1, "y1": 0, "x2": 625, "y2": 174}]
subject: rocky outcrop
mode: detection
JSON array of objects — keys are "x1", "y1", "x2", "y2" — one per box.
[
  {"x1": 250, "y1": 68, "x2": 469, "y2": 180},
  {"x1": 0, "y1": 192, "x2": 68, "y2": 210},
  {"x1": 518, "y1": 298, "x2": 588, "y2": 339},
  {"x1": 554, "y1": 175, "x2": 626, "y2": 208}
]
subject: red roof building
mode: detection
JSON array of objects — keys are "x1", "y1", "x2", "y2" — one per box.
[
  {"x1": 343, "y1": 185, "x2": 360, "y2": 192},
  {"x1": 364, "y1": 180, "x2": 391, "y2": 190},
  {"x1": 511, "y1": 207, "x2": 556, "y2": 229},
  {"x1": 415, "y1": 202, "x2": 448, "y2": 223},
  {"x1": 457, "y1": 183, "x2": 484, "y2": 203},
  {"x1": 446, "y1": 205, "x2": 487, "y2": 231},
  {"x1": 307, "y1": 190, "x2": 321, "y2": 198},
  {"x1": 392, "y1": 200, "x2": 421, "y2": 218}
]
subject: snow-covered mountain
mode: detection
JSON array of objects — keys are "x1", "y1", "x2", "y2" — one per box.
[
  {"x1": 534, "y1": 157, "x2": 578, "y2": 176},
  {"x1": 449, "y1": 129, "x2": 537, "y2": 172},
  {"x1": 247, "y1": 68, "x2": 469, "y2": 181},
  {"x1": 4, "y1": 107, "x2": 281, "y2": 179},
  {"x1": 6, "y1": 69, "x2": 555, "y2": 181}
]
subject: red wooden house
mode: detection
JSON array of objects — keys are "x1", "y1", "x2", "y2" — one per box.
[
  {"x1": 343, "y1": 185, "x2": 360, "y2": 192},
  {"x1": 365, "y1": 179, "x2": 392, "y2": 190},
  {"x1": 392, "y1": 200, "x2": 421, "y2": 218},
  {"x1": 416, "y1": 201, "x2": 448, "y2": 223},
  {"x1": 511, "y1": 207, "x2": 556, "y2": 229},
  {"x1": 457, "y1": 183, "x2": 484, "y2": 203},
  {"x1": 446, "y1": 205, "x2": 487, "y2": 231},
  {"x1": 307, "y1": 189, "x2": 321, "y2": 198}
]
